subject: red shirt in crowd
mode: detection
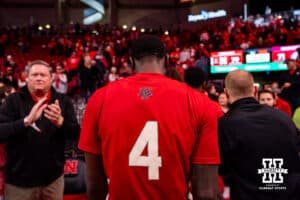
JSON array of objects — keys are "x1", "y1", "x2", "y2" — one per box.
[
  {"x1": 65, "y1": 56, "x2": 80, "y2": 72},
  {"x1": 276, "y1": 96, "x2": 292, "y2": 117},
  {"x1": 79, "y1": 73, "x2": 220, "y2": 200}
]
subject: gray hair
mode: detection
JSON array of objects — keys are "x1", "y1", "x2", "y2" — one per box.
[{"x1": 25, "y1": 60, "x2": 53, "y2": 75}]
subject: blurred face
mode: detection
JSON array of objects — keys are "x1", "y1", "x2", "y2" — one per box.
[
  {"x1": 56, "y1": 65, "x2": 63, "y2": 73},
  {"x1": 84, "y1": 55, "x2": 92, "y2": 67},
  {"x1": 111, "y1": 67, "x2": 117, "y2": 74},
  {"x1": 26, "y1": 64, "x2": 52, "y2": 96},
  {"x1": 210, "y1": 85, "x2": 216, "y2": 94},
  {"x1": 287, "y1": 60, "x2": 297, "y2": 70},
  {"x1": 259, "y1": 92, "x2": 275, "y2": 107},
  {"x1": 218, "y1": 93, "x2": 228, "y2": 106}
]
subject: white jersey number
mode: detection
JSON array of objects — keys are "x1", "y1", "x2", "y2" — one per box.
[{"x1": 129, "y1": 121, "x2": 162, "y2": 180}]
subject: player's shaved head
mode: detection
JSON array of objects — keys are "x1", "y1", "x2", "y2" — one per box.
[{"x1": 225, "y1": 70, "x2": 255, "y2": 102}]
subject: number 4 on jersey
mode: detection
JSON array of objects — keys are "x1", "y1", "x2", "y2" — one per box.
[{"x1": 129, "y1": 121, "x2": 162, "y2": 180}]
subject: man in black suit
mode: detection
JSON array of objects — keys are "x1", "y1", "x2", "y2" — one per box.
[{"x1": 219, "y1": 69, "x2": 300, "y2": 200}]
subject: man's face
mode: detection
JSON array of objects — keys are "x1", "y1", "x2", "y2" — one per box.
[
  {"x1": 259, "y1": 93, "x2": 275, "y2": 107},
  {"x1": 26, "y1": 64, "x2": 52, "y2": 95}
]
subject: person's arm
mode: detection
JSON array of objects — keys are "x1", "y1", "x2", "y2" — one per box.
[
  {"x1": 85, "y1": 152, "x2": 108, "y2": 200},
  {"x1": 189, "y1": 94, "x2": 222, "y2": 200},
  {"x1": 191, "y1": 164, "x2": 222, "y2": 200},
  {"x1": 0, "y1": 96, "x2": 48, "y2": 139}
]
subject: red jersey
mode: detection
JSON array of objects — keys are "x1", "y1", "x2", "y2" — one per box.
[{"x1": 79, "y1": 73, "x2": 220, "y2": 200}]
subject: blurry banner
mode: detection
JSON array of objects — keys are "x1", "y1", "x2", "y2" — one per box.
[
  {"x1": 209, "y1": 46, "x2": 298, "y2": 74},
  {"x1": 210, "y1": 50, "x2": 244, "y2": 66},
  {"x1": 188, "y1": 10, "x2": 227, "y2": 22},
  {"x1": 272, "y1": 45, "x2": 300, "y2": 62},
  {"x1": 210, "y1": 63, "x2": 287, "y2": 73},
  {"x1": 245, "y1": 48, "x2": 271, "y2": 64},
  {"x1": 81, "y1": 0, "x2": 105, "y2": 25}
]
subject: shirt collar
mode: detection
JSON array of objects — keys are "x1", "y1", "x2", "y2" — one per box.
[{"x1": 30, "y1": 90, "x2": 52, "y2": 103}]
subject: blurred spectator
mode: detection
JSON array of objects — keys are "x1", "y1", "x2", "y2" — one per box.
[
  {"x1": 165, "y1": 67, "x2": 183, "y2": 82},
  {"x1": 194, "y1": 43, "x2": 210, "y2": 76},
  {"x1": 265, "y1": 5, "x2": 272, "y2": 15},
  {"x1": 275, "y1": 27, "x2": 288, "y2": 45},
  {"x1": 17, "y1": 70, "x2": 27, "y2": 89},
  {"x1": 4, "y1": 55, "x2": 17, "y2": 74},
  {"x1": 276, "y1": 94, "x2": 293, "y2": 117},
  {"x1": 107, "y1": 66, "x2": 119, "y2": 83},
  {"x1": 78, "y1": 54, "x2": 101, "y2": 101},
  {"x1": 264, "y1": 33, "x2": 276, "y2": 47},
  {"x1": 258, "y1": 90, "x2": 276, "y2": 107},
  {"x1": 206, "y1": 83, "x2": 219, "y2": 102},
  {"x1": 179, "y1": 46, "x2": 190, "y2": 63},
  {"x1": 279, "y1": 58, "x2": 300, "y2": 89},
  {"x1": 52, "y1": 63, "x2": 68, "y2": 94},
  {"x1": 218, "y1": 92, "x2": 229, "y2": 113},
  {"x1": 262, "y1": 82, "x2": 292, "y2": 116},
  {"x1": 0, "y1": 84, "x2": 15, "y2": 105},
  {"x1": 2, "y1": 67, "x2": 18, "y2": 90},
  {"x1": 119, "y1": 61, "x2": 133, "y2": 77}
]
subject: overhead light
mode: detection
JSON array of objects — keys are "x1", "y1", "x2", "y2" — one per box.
[
  {"x1": 38, "y1": 26, "x2": 43, "y2": 31},
  {"x1": 140, "y1": 28, "x2": 145, "y2": 32},
  {"x1": 122, "y1": 25, "x2": 127, "y2": 29},
  {"x1": 45, "y1": 24, "x2": 51, "y2": 29},
  {"x1": 132, "y1": 26, "x2": 136, "y2": 31}
]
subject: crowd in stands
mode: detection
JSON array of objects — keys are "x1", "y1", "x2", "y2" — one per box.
[{"x1": 0, "y1": 9, "x2": 299, "y2": 116}]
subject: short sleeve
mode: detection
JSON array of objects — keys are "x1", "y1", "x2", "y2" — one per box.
[
  {"x1": 190, "y1": 93, "x2": 220, "y2": 164},
  {"x1": 78, "y1": 89, "x2": 105, "y2": 154}
]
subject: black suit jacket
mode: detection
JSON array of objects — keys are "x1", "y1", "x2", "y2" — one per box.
[{"x1": 219, "y1": 97, "x2": 300, "y2": 200}]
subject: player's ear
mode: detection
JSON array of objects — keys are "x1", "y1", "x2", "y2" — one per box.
[
  {"x1": 224, "y1": 88, "x2": 230, "y2": 99},
  {"x1": 253, "y1": 85, "x2": 258, "y2": 99}
]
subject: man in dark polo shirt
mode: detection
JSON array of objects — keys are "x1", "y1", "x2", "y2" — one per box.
[{"x1": 218, "y1": 70, "x2": 300, "y2": 200}]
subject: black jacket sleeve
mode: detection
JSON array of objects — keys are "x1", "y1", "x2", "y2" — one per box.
[
  {"x1": 218, "y1": 118, "x2": 235, "y2": 177},
  {"x1": 60, "y1": 95, "x2": 80, "y2": 141},
  {"x1": 0, "y1": 94, "x2": 27, "y2": 140}
]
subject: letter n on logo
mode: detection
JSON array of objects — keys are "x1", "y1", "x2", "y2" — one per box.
[{"x1": 64, "y1": 160, "x2": 78, "y2": 175}]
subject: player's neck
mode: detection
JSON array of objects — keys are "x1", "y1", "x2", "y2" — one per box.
[{"x1": 136, "y1": 64, "x2": 165, "y2": 74}]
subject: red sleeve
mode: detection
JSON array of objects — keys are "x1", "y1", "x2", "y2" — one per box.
[
  {"x1": 191, "y1": 93, "x2": 220, "y2": 164},
  {"x1": 78, "y1": 89, "x2": 105, "y2": 154}
]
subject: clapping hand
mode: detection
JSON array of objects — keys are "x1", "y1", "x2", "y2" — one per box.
[
  {"x1": 44, "y1": 99, "x2": 64, "y2": 128},
  {"x1": 24, "y1": 97, "x2": 48, "y2": 125}
]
